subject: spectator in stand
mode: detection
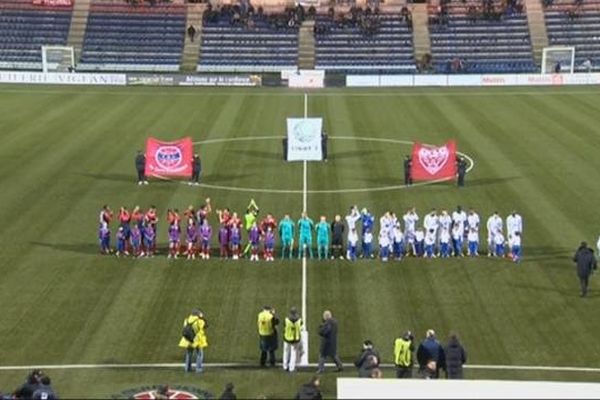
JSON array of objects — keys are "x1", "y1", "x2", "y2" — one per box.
[
  {"x1": 187, "y1": 24, "x2": 196, "y2": 42},
  {"x1": 220, "y1": 383, "x2": 237, "y2": 400},
  {"x1": 294, "y1": 376, "x2": 322, "y2": 400},
  {"x1": 14, "y1": 370, "x2": 43, "y2": 399},
  {"x1": 32, "y1": 375, "x2": 57, "y2": 400},
  {"x1": 354, "y1": 340, "x2": 380, "y2": 377},
  {"x1": 416, "y1": 329, "x2": 445, "y2": 379},
  {"x1": 444, "y1": 333, "x2": 467, "y2": 379}
]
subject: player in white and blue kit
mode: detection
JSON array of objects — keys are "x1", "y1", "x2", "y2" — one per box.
[
  {"x1": 379, "y1": 230, "x2": 390, "y2": 262},
  {"x1": 392, "y1": 224, "x2": 404, "y2": 260}
]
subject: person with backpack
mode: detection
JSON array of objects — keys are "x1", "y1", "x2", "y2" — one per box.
[
  {"x1": 178, "y1": 309, "x2": 208, "y2": 373},
  {"x1": 393, "y1": 330, "x2": 415, "y2": 378}
]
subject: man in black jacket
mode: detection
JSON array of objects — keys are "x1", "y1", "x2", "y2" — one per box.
[
  {"x1": 135, "y1": 150, "x2": 148, "y2": 185},
  {"x1": 444, "y1": 333, "x2": 467, "y2": 379},
  {"x1": 316, "y1": 310, "x2": 343, "y2": 374},
  {"x1": 403, "y1": 155, "x2": 412, "y2": 186},
  {"x1": 190, "y1": 154, "x2": 201, "y2": 186},
  {"x1": 573, "y1": 241, "x2": 597, "y2": 297}
]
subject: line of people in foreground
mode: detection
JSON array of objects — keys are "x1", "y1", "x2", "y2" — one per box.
[
  {"x1": 97, "y1": 199, "x2": 524, "y2": 263},
  {"x1": 179, "y1": 306, "x2": 467, "y2": 381}
]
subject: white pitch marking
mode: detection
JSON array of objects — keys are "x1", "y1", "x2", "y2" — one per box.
[
  {"x1": 179, "y1": 136, "x2": 475, "y2": 194},
  {"x1": 2, "y1": 88, "x2": 599, "y2": 98},
  {"x1": 2, "y1": 363, "x2": 600, "y2": 373}
]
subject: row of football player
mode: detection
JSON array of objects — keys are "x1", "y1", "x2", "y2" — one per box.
[
  {"x1": 97, "y1": 203, "x2": 523, "y2": 260},
  {"x1": 97, "y1": 220, "x2": 523, "y2": 262}
]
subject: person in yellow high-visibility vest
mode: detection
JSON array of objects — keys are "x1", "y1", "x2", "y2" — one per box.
[
  {"x1": 178, "y1": 309, "x2": 208, "y2": 373},
  {"x1": 257, "y1": 305, "x2": 279, "y2": 367},
  {"x1": 394, "y1": 330, "x2": 415, "y2": 378},
  {"x1": 282, "y1": 307, "x2": 303, "y2": 373}
]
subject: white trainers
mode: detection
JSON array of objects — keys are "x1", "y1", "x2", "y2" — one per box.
[{"x1": 144, "y1": 181, "x2": 149, "y2": 185}]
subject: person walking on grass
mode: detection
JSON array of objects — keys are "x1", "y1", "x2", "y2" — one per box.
[
  {"x1": 317, "y1": 310, "x2": 343, "y2": 374},
  {"x1": 573, "y1": 241, "x2": 597, "y2": 297},
  {"x1": 178, "y1": 309, "x2": 208, "y2": 373}
]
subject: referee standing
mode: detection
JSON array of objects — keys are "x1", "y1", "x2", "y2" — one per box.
[{"x1": 135, "y1": 150, "x2": 148, "y2": 185}]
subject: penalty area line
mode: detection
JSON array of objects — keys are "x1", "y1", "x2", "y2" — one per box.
[{"x1": 1, "y1": 363, "x2": 600, "y2": 373}]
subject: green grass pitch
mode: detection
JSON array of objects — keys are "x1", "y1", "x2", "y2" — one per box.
[{"x1": 1, "y1": 85, "x2": 600, "y2": 398}]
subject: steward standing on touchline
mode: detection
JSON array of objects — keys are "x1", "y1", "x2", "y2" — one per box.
[
  {"x1": 258, "y1": 305, "x2": 279, "y2": 367},
  {"x1": 178, "y1": 309, "x2": 208, "y2": 373},
  {"x1": 283, "y1": 307, "x2": 304, "y2": 373}
]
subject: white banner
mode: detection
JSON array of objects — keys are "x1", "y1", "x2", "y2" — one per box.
[
  {"x1": 346, "y1": 73, "x2": 600, "y2": 88},
  {"x1": 286, "y1": 118, "x2": 323, "y2": 161},
  {"x1": 288, "y1": 70, "x2": 325, "y2": 88},
  {"x1": 0, "y1": 71, "x2": 126, "y2": 85},
  {"x1": 338, "y1": 378, "x2": 600, "y2": 399}
]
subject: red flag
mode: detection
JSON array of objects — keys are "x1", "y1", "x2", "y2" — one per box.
[
  {"x1": 411, "y1": 140, "x2": 457, "y2": 181},
  {"x1": 145, "y1": 137, "x2": 193, "y2": 177}
]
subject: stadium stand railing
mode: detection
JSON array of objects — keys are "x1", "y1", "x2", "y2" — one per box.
[
  {"x1": 314, "y1": 12, "x2": 417, "y2": 74},
  {"x1": 544, "y1": 0, "x2": 600, "y2": 71},
  {"x1": 428, "y1": 0, "x2": 537, "y2": 73},
  {"x1": 0, "y1": 0, "x2": 72, "y2": 71},
  {"x1": 78, "y1": 1, "x2": 186, "y2": 72},
  {"x1": 198, "y1": 12, "x2": 299, "y2": 73}
]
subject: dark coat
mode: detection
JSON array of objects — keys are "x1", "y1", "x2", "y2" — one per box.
[
  {"x1": 417, "y1": 337, "x2": 445, "y2": 369},
  {"x1": 444, "y1": 337, "x2": 467, "y2": 379},
  {"x1": 295, "y1": 383, "x2": 322, "y2": 400},
  {"x1": 318, "y1": 318, "x2": 338, "y2": 357},
  {"x1": 354, "y1": 348, "x2": 380, "y2": 369},
  {"x1": 192, "y1": 157, "x2": 201, "y2": 173},
  {"x1": 573, "y1": 246, "x2": 597, "y2": 278},
  {"x1": 135, "y1": 154, "x2": 145, "y2": 171}
]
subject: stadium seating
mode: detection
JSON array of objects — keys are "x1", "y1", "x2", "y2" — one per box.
[
  {"x1": 314, "y1": 14, "x2": 416, "y2": 73},
  {"x1": 544, "y1": 0, "x2": 600, "y2": 71},
  {"x1": 198, "y1": 15, "x2": 299, "y2": 72},
  {"x1": 428, "y1": 2, "x2": 537, "y2": 73},
  {"x1": 79, "y1": 2, "x2": 186, "y2": 72},
  {"x1": 0, "y1": 0, "x2": 72, "y2": 70}
]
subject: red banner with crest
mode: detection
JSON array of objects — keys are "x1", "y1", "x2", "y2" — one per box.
[
  {"x1": 145, "y1": 137, "x2": 193, "y2": 177},
  {"x1": 411, "y1": 140, "x2": 457, "y2": 181}
]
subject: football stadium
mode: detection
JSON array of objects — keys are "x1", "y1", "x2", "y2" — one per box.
[{"x1": 1, "y1": 0, "x2": 600, "y2": 398}]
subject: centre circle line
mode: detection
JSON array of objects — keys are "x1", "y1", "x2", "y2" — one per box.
[{"x1": 154, "y1": 136, "x2": 475, "y2": 194}]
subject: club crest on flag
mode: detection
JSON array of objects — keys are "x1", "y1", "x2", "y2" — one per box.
[
  {"x1": 418, "y1": 145, "x2": 449, "y2": 175},
  {"x1": 155, "y1": 146, "x2": 183, "y2": 170},
  {"x1": 145, "y1": 137, "x2": 193, "y2": 177},
  {"x1": 411, "y1": 140, "x2": 457, "y2": 181}
]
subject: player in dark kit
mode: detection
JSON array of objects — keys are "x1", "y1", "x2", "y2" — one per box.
[
  {"x1": 135, "y1": 150, "x2": 148, "y2": 185},
  {"x1": 457, "y1": 157, "x2": 467, "y2": 187},
  {"x1": 190, "y1": 154, "x2": 201, "y2": 186}
]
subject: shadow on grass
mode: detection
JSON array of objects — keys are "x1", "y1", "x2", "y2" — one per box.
[
  {"x1": 243, "y1": 149, "x2": 284, "y2": 161},
  {"x1": 524, "y1": 246, "x2": 571, "y2": 262},
  {"x1": 329, "y1": 149, "x2": 381, "y2": 160},
  {"x1": 31, "y1": 241, "x2": 101, "y2": 255},
  {"x1": 510, "y1": 283, "x2": 593, "y2": 298},
  {"x1": 203, "y1": 172, "x2": 255, "y2": 183},
  {"x1": 78, "y1": 172, "x2": 176, "y2": 185},
  {"x1": 465, "y1": 176, "x2": 522, "y2": 187}
]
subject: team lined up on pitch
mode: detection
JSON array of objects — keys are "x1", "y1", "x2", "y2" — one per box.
[{"x1": 97, "y1": 199, "x2": 523, "y2": 262}]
